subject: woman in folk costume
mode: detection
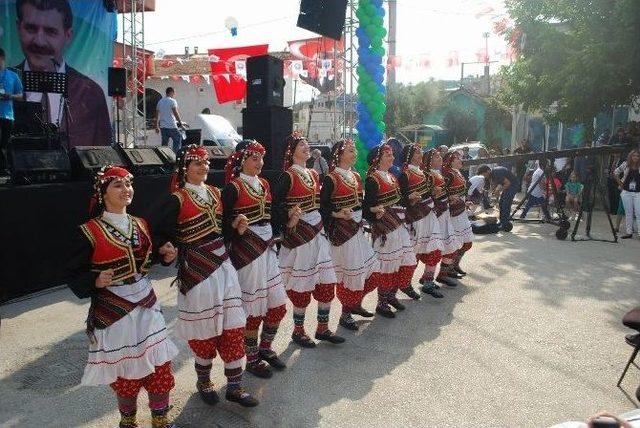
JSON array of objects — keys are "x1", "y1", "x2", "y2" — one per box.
[
  {"x1": 273, "y1": 133, "x2": 345, "y2": 347},
  {"x1": 67, "y1": 166, "x2": 179, "y2": 428},
  {"x1": 442, "y1": 151, "x2": 474, "y2": 276},
  {"x1": 155, "y1": 145, "x2": 257, "y2": 407},
  {"x1": 221, "y1": 140, "x2": 288, "y2": 379},
  {"x1": 422, "y1": 149, "x2": 463, "y2": 288},
  {"x1": 319, "y1": 139, "x2": 380, "y2": 331},
  {"x1": 362, "y1": 143, "x2": 417, "y2": 318},
  {"x1": 397, "y1": 144, "x2": 445, "y2": 299}
]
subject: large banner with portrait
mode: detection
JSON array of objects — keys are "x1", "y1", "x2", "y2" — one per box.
[{"x1": 0, "y1": 0, "x2": 116, "y2": 147}]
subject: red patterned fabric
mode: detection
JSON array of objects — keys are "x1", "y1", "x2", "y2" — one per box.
[
  {"x1": 110, "y1": 362, "x2": 174, "y2": 398},
  {"x1": 336, "y1": 278, "x2": 377, "y2": 310},
  {"x1": 265, "y1": 304, "x2": 287, "y2": 324},
  {"x1": 287, "y1": 290, "x2": 311, "y2": 308},
  {"x1": 418, "y1": 250, "x2": 442, "y2": 267},
  {"x1": 375, "y1": 272, "x2": 396, "y2": 292},
  {"x1": 287, "y1": 284, "x2": 335, "y2": 307},
  {"x1": 246, "y1": 315, "x2": 262, "y2": 331},
  {"x1": 460, "y1": 242, "x2": 472, "y2": 253},
  {"x1": 187, "y1": 327, "x2": 245, "y2": 362},
  {"x1": 396, "y1": 264, "x2": 417, "y2": 288},
  {"x1": 443, "y1": 252, "x2": 458, "y2": 260}
]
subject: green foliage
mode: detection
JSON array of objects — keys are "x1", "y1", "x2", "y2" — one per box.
[
  {"x1": 500, "y1": 0, "x2": 640, "y2": 125},
  {"x1": 442, "y1": 106, "x2": 478, "y2": 143},
  {"x1": 385, "y1": 81, "x2": 443, "y2": 135}
]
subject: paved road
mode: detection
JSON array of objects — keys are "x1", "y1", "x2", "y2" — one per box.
[{"x1": 1, "y1": 214, "x2": 639, "y2": 428}]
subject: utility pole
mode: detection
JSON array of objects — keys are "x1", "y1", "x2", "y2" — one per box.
[
  {"x1": 387, "y1": 0, "x2": 397, "y2": 90},
  {"x1": 483, "y1": 32, "x2": 490, "y2": 95}
]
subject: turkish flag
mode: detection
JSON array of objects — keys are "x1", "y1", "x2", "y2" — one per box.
[{"x1": 207, "y1": 44, "x2": 268, "y2": 103}]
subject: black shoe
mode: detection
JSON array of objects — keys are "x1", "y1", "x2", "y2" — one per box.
[
  {"x1": 351, "y1": 306, "x2": 375, "y2": 318},
  {"x1": 226, "y1": 387, "x2": 259, "y2": 407},
  {"x1": 388, "y1": 297, "x2": 406, "y2": 311},
  {"x1": 339, "y1": 314, "x2": 359, "y2": 331},
  {"x1": 436, "y1": 276, "x2": 458, "y2": 287},
  {"x1": 421, "y1": 285, "x2": 444, "y2": 298},
  {"x1": 119, "y1": 416, "x2": 140, "y2": 428},
  {"x1": 315, "y1": 330, "x2": 346, "y2": 344},
  {"x1": 447, "y1": 271, "x2": 464, "y2": 279},
  {"x1": 245, "y1": 361, "x2": 273, "y2": 379},
  {"x1": 376, "y1": 305, "x2": 396, "y2": 318},
  {"x1": 453, "y1": 266, "x2": 467, "y2": 276},
  {"x1": 196, "y1": 381, "x2": 219, "y2": 405},
  {"x1": 399, "y1": 286, "x2": 421, "y2": 300},
  {"x1": 621, "y1": 234, "x2": 633, "y2": 239},
  {"x1": 292, "y1": 333, "x2": 317, "y2": 348},
  {"x1": 258, "y1": 349, "x2": 287, "y2": 370},
  {"x1": 625, "y1": 333, "x2": 640, "y2": 347}
]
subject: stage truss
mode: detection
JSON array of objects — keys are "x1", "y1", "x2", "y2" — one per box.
[{"x1": 120, "y1": 0, "x2": 146, "y2": 147}]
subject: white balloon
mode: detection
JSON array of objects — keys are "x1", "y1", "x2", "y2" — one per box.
[{"x1": 224, "y1": 16, "x2": 238, "y2": 30}]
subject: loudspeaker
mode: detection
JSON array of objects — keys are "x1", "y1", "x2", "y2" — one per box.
[
  {"x1": 246, "y1": 55, "x2": 285, "y2": 109},
  {"x1": 117, "y1": 146, "x2": 166, "y2": 175},
  {"x1": 108, "y1": 67, "x2": 127, "y2": 97},
  {"x1": 70, "y1": 145, "x2": 125, "y2": 180},
  {"x1": 153, "y1": 146, "x2": 176, "y2": 171},
  {"x1": 202, "y1": 145, "x2": 234, "y2": 170},
  {"x1": 242, "y1": 106, "x2": 293, "y2": 170},
  {"x1": 297, "y1": 0, "x2": 347, "y2": 40},
  {"x1": 10, "y1": 146, "x2": 71, "y2": 185}
]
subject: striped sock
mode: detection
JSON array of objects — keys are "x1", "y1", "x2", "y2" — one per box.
[
  {"x1": 245, "y1": 331, "x2": 259, "y2": 365},
  {"x1": 194, "y1": 362, "x2": 212, "y2": 386},
  {"x1": 117, "y1": 395, "x2": 137, "y2": 426},
  {"x1": 316, "y1": 305, "x2": 330, "y2": 333},
  {"x1": 292, "y1": 308, "x2": 306, "y2": 336},
  {"x1": 259, "y1": 324, "x2": 278, "y2": 351},
  {"x1": 225, "y1": 366, "x2": 243, "y2": 392}
]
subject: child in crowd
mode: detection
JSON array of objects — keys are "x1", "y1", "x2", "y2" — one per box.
[{"x1": 564, "y1": 171, "x2": 584, "y2": 218}]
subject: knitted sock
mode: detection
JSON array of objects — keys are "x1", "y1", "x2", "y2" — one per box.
[
  {"x1": 376, "y1": 290, "x2": 390, "y2": 309},
  {"x1": 245, "y1": 330, "x2": 259, "y2": 366},
  {"x1": 225, "y1": 366, "x2": 243, "y2": 393},
  {"x1": 117, "y1": 395, "x2": 137, "y2": 426},
  {"x1": 259, "y1": 324, "x2": 278, "y2": 352},
  {"x1": 316, "y1": 303, "x2": 331, "y2": 334},
  {"x1": 292, "y1": 307, "x2": 306, "y2": 336},
  {"x1": 148, "y1": 393, "x2": 170, "y2": 428},
  {"x1": 194, "y1": 362, "x2": 212, "y2": 388}
]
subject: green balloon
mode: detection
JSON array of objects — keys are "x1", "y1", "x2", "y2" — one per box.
[{"x1": 366, "y1": 24, "x2": 377, "y2": 37}]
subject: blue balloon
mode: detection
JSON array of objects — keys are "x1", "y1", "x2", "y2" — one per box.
[{"x1": 377, "y1": 6, "x2": 385, "y2": 18}]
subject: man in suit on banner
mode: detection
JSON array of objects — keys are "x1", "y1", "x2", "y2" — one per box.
[{"x1": 15, "y1": 0, "x2": 111, "y2": 147}]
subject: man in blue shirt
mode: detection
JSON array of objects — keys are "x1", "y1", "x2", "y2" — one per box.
[
  {"x1": 489, "y1": 165, "x2": 520, "y2": 231},
  {"x1": 0, "y1": 48, "x2": 23, "y2": 175}
]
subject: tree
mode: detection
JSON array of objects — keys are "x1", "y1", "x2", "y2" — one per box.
[
  {"x1": 385, "y1": 81, "x2": 442, "y2": 135},
  {"x1": 442, "y1": 106, "x2": 478, "y2": 143},
  {"x1": 499, "y1": 0, "x2": 640, "y2": 129}
]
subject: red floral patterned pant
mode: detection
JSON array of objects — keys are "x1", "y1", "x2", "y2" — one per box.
[
  {"x1": 187, "y1": 327, "x2": 245, "y2": 363},
  {"x1": 286, "y1": 283, "x2": 335, "y2": 308},
  {"x1": 110, "y1": 361, "x2": 174, "y2": 398}
]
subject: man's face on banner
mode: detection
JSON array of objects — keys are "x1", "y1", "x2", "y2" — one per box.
[{"x1": 17, "y1": 3, "x2": 73, "y2": 71}]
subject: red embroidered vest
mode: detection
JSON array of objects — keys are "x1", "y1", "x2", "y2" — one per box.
[
  {"x1": 370, "y1": 172, "x2": 401, "y2": 207},
  {"x1": 80, "y1": 216, "x2": 152, "y2": 283},
  {"x1": 285, "y1": 167, "x2": 320, "y2": 213},
  {"x1": 429, "y1": 170, "x2": 448, "y2": 200},
  {"x1": 173, "y1": 185, "x2": 223, "y2": 243},
  {"x1": 403, "y1": 168, "x2": 433, "y2": 198},
  {"x1": 328, "y1": 169, "x2": 363, "y2": 210},
  {"x1": 229, "y1": 176, "x2": 272, "y2": 224},
  {"x1": 444, "y1": 168, "x2": 467, "y2": 197}
]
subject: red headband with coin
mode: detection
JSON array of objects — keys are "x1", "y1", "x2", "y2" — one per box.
[
  {"x1": 90, "y1": 165, "x2": 133, "y2": 214},
  {"x1": 283, "y1": 131, "x2": 306, "y2": 171},
  {"x1": 224, "y1": 140, "x2": 266, "y2": 184}
]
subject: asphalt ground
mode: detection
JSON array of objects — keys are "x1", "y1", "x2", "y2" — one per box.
[{"x1": 1, "y1": 212, "x2": 639, "y2": 428}]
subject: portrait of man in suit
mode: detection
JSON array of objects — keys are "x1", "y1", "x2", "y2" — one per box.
[{"x1": 15, "y1": 0, "x2": 111, "y2": 147}]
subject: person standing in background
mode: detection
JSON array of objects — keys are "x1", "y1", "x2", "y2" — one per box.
[
  {"x1": 155, "y1": 87, "x2": 184, "y2": 153},
  {"x1": 0, "y1": 48, "x2": 23, "y2": 175}
]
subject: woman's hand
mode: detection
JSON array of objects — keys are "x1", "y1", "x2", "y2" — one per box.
[
  {"x1": 232, "y1": 214, "x2": 249, "y2": 235},
  {"x1": 159, "y1": 242, "x2": 178, "y2": 264},
  {"x1": 371, "y1": 205, "x2": 385, "y2": 219},
  {"x1": 95, "y1": 269, "x2": 114, "y2": 288}
]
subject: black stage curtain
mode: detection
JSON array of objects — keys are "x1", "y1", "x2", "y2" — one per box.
[{"x1": 0, "y1": 170, "x2": 280, "y2": 302}]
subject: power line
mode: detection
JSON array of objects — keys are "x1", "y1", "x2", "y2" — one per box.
[{"x1": 145, "y1": 15, "x2": 298, "y2": 46}]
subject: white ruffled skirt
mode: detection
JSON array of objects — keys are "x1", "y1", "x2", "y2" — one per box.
[{"x1": 81, "y1": 277, "x2": 178, "y2": 386}]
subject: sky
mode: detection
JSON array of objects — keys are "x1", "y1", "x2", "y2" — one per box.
[{"x1": 123, "y1": 0, "x2": 511, "y2": 96}]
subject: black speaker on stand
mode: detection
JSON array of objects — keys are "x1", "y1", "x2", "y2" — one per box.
[
  {"x1": 242, "y1": 106, "x2": 293, "y2": 170},
  {"x1": 246, "y1": 55, "x2": 285, "y2": 109},
  {"x1": 108, "y1": 67, "x2": 127, "y2": 145},
  {"x1": 297, "y1": 0, "x2": 348, "y2": 40}
]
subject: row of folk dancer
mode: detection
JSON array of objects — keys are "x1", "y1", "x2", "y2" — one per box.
[{"x1": 67, "y1": 136, "x2": 474, "y2": 428}]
